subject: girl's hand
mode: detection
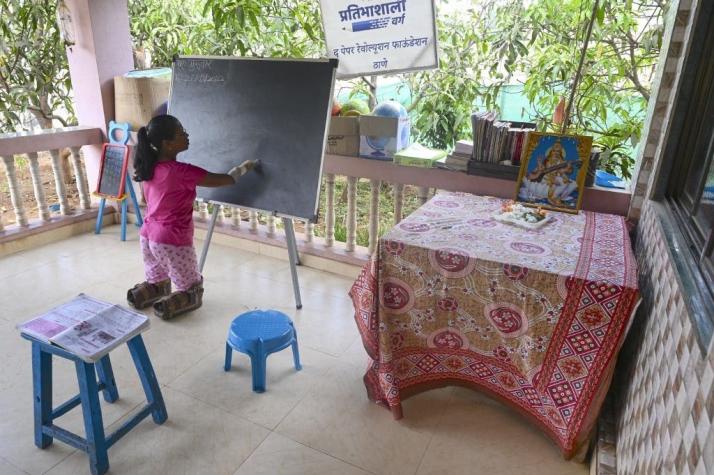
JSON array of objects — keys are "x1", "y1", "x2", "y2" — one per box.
[
  {"x1": 239, "y1": 160, "x2": 256, "y2": 171},
  {"x1": 227, "y1": 160, "x2": 256, "y2": 182}
]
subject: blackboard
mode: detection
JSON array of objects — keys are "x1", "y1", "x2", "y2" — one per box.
[
  {"x1": 96, "y1": 144, "x2": 129, "y2": 198},
  {"x1": 168, "y1": 56, "x2": 337, "y2": 221}
]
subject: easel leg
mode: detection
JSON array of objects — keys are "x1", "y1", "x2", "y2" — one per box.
[
  {"x1": 126, "y1": 176, "x2": 143, "y2": 227},
  {"x1": 282, "y1": 218, "x2": 303, "y2": 309},
  {"x1": 120, "y1": 199, "x2": 128, "y2": 242},
  {"x1": 95, "y1": 198, "x2": 106, "y2": 234},
  {"x1": 198, "y1": 204, "x2": 221, "y2": 273},
  {"x1": 288, "y1": 220, "x2": 302, "y2": 266}
]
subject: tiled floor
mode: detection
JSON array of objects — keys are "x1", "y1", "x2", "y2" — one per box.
[{"x1": 0, "y1": 226, "x2": 588, "y2": 475}]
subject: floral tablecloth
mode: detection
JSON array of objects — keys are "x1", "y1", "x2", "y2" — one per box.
[{"x1": 349, "y1": 192, "x2": 639, "y2": 458}]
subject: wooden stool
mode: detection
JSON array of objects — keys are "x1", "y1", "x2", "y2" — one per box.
[{"x1": 23, "y1": 334, "x2": 167, "y2": 475}]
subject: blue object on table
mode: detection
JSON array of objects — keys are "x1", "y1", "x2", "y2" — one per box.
[
  {"x1": 224, "y1": 310, "x2": 302, "y2": 393},
  {"x1": 22, "y1": 334, "x2": 167, "y2": 475},
  {"x1": 595, "y1": 170, "x2": 627, "y2": 189}
]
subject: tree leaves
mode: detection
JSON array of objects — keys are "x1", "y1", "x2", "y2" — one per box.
[{"x1": 0, "y1": 0, "x2": 75, "y2": 132}]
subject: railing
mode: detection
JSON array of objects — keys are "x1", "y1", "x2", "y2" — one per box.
[
  {"x1": 1, "y1": 128, "x2": 633, "y2": 271},
  {"x1": 0, "y1": 127, "x2": 103, "y2": 233},
  {"x1": 193, "y1": 153, "x2": 633, "y2": 264}
]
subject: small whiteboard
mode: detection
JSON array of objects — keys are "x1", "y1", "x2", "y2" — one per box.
[
  {"x1": 96, "y1": 144, "x2": 129, "y2": 199},
  {"x1": 320, "y1": 0, "x2": 438, "y2": 78}
]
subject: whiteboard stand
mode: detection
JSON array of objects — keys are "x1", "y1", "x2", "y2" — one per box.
[{"x1": 198, "y1": 204, "x2": 303, "y2": 310}]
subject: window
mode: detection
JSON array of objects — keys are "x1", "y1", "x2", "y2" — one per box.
[{"x1": 655, "y1": 1, "x2": 714, "y2": 348}]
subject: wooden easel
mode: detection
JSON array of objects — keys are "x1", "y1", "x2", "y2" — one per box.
[{"x1": 94, "y1": 121, "x2": 143, "y2": 241}]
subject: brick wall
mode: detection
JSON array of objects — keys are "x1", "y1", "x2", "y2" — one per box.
[
  {"x1": 614, "y1": 201, "x2": 714, "y2": 474},
  {"x1": 609, "y1": 0, "x2": 714, "y2": 473}
]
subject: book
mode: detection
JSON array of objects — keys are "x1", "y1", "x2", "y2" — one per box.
[
  {"x1": 470, "y1": 112, "x2": 536, "y2": 165},
  {"x1": 393, "y1": 143, "x2": 448, "y2": 168},
  {"x1": 18, "y1": 294, "x2": 150, "y2": 362},
  {"x1": 454, "y1": 139, "x2": 474, "y2": 157}
]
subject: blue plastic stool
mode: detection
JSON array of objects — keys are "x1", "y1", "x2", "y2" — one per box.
[
  {"x1": 22, "y1": 334, "x2": 167, "y2": 475},
  {"x1": 224, "y1": 310, "x2": 302, "y2": 393}
]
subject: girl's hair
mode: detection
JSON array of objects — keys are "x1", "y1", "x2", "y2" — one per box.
[{"x1": 133, "y1": 114, "x2": 181, "y2": 181}]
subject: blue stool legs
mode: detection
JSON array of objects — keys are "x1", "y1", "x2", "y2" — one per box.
[
  {"x1": 250, "y1": 339, "x2": 268, "y2": 393},
  {"x1": 128, "y1": 336, "x2": 168, "y2": 424},
  {"x1": 29, "y1": 335, "x2": 166, "y2": 475},
  {"x1": 95, "y1": 355, "x2": 119, "y2": 403},
  {"x1": 224, "y1": 326, "x2": 302, "y2": 393},
  {"x1": 224, "y1": 343, "x2": 233, "y2": 372},
  {"x1": 76, "y1": 359, "x2": 109, "y2": 475},
  {"x1": 290, "y1": 323, "x2": 302, "y2": 371},
  {"x1": 32, "y1": 344, "x2": 53, "y2": 449}
]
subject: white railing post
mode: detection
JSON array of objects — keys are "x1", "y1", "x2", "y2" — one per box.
[
  {"x1": 368, "y1": 179, "x2": 381, "y2": 255},
  {"x1": 393, "y1": 183, "x2": 404, "y2": 224},
  {"x1": 305, "y1": 221, "x2": 314, "y2": 243},
  {"x1": 267, "y1": 214, "x2": 276, "y2": 236},
  {"x1": 26, "y1": 152, "x2": 50, "y2": 222},
  {"x1": 417, "y1": 186, "x2": 430, "y2": 206},
  {"x1": 249, "y1": 210, "x2": 259, "y2": 232},
  {"x1": 1, "y1": 155, "x2": 28, "y2": 226},
  {"x1": 346, "y1": 176, "x2": 357, "y2": 252},
  {"x1": 69, "y1": 146, "x2": 91, "y2": 210},
  {"x1": 48, "y1": 149, "x2": 70, "y2": 215},
  {"x1": 199, "y1": 201, "x2": 209, "y2": 220},
  {"x1": 231, "y1": 207, "x2": 241, "y2": 227},
  {"x1": 325, "y1": 173, "x2": 335, "y2": 247}
]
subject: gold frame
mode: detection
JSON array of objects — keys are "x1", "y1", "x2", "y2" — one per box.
[{"x1": 514, "y1": 132, "x2": 592, "y2": 214}]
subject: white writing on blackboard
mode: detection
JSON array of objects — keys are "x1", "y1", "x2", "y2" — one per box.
[
  {"x1": 176, "y1": 72, "x2": 226, "y2": 83},
  {"x1": 176, "y1": 59, "x2": 226, "y2": 83}
]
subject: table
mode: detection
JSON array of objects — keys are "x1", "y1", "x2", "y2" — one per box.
[{"x1": 349, "y1": 192, "x2": 639, "y2": 458}]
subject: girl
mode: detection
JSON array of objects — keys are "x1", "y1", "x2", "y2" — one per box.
[{"x1": 127, "y1": 114, "x2": 255, "y2": 319}]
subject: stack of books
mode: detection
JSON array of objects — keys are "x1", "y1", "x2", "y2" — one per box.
[
  {"x1": 469, "y1": 112, "x2": 536, "y2": 179},
  {"x1": 442, "y1": 139, "x2": 473, "y2": 171},
  {"x1": 471, "y1": 112, "x2": 535, "y2": 165}
]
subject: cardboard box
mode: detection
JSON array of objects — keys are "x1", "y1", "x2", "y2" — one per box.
[
  {"x1": 359, "y1": 115, "x2": 410, "y2": 160},
  {"x1": 114, "y1": 69, "x2": 172, "y2": 131},
  {"x1": 327, "y1": 116, "x2": 360, "y2": 156}
]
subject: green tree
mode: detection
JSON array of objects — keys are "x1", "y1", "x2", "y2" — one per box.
[
  {"x1": 0, "y1": 0, "x2": 75, "y2": 132},
  {"x1": 129, "y1": 0, "x2": 324, "y2": 66},
  {"x1": 474, "y1": 0, "x2": 666, "y2": 178}
]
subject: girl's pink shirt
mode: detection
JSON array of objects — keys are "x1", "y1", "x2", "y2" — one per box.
[{"x1": 139, "y1": 161, "x2": 208, "y2": 246}]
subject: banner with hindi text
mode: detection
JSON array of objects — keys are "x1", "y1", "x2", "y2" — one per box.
[{"x1": 319, "y1": 0, "x2": 438, "y2": 78}]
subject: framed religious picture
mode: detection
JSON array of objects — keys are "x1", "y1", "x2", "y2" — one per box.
[{"x1": 514, "y1": 132, "x2": 593, "y2": 213}]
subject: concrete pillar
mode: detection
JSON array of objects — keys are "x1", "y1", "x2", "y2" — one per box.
[{"x1": 64, "y1": 0, "x2": 134, "y2": 195}]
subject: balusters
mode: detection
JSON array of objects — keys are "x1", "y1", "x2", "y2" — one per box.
[
  {"x1": 325, "y1": 173, "x2": 336, "y2": 247},
  {"x1": 417, "y1": 186, "x2": 430, "y2": 206},
  {"x1": 231, "y1": 206, "x2": 241, "y2": 227},
  {"x1": 393, "y1": 183, "x2": 404, "y2": 225},
  {"x1": 48, "y1": 149, "x2": 70, "y2": 215},
  {"x1": 346, "y1": 176, "x2": 358, "y2": 252},
  {"x1": 267, "y1": 214, "x2": 276, "y2": 236},
  {"x1": 305, "y1": 221, "x2": 314, "y2": 243},
  {"x1": 199, "y1": 201, "x2": 209, "y2": 220},
  {"x1": 249, "y1": 211, "x2": 259, "y2": 232},
  {"x1": 218, "y1": 204, "x2": 226, "y2": 223},
  {"x1": 1, "y1": 155, "x2": 28, "y2": 226},
  {"x1": 368, "y1": 179, "x2": 380, "y2": 255},
  {"x1": 69, "y1": 147, "x2": 91, "y2": 210},
  {"x1": 26, "y1": 152, "x2": 50, "y2": 222}
]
